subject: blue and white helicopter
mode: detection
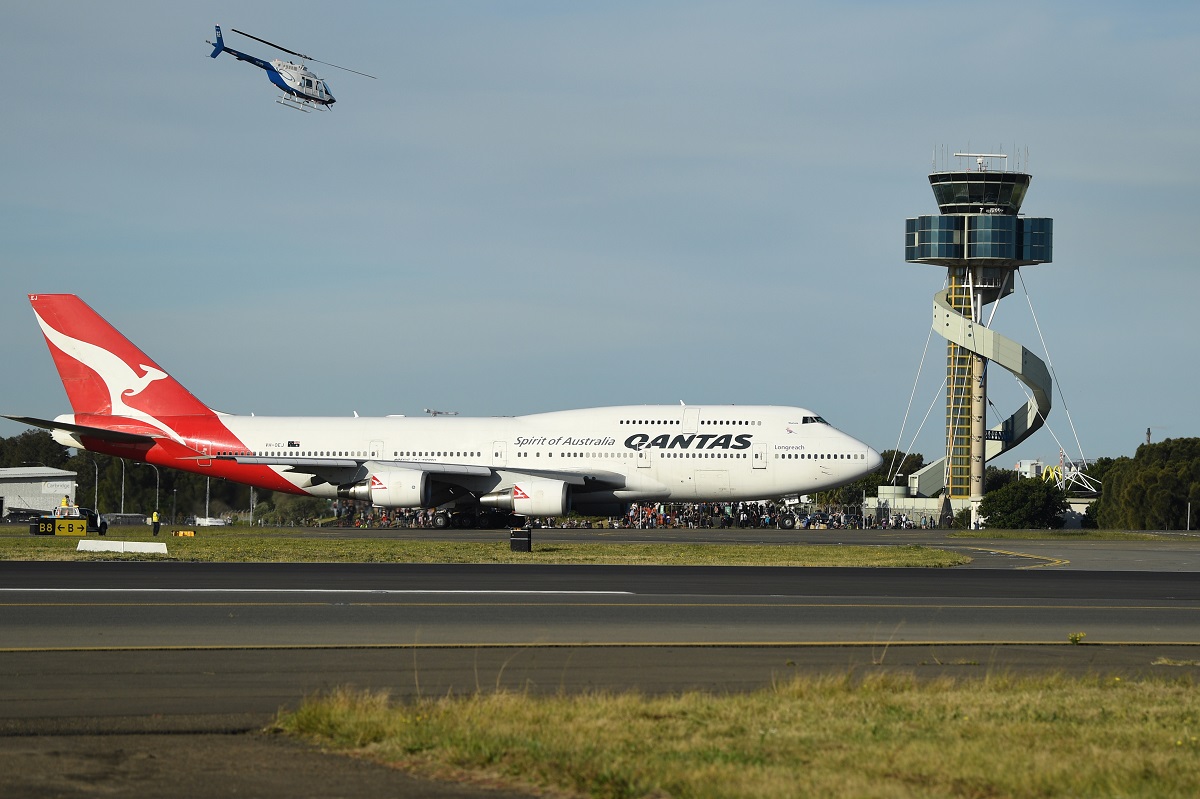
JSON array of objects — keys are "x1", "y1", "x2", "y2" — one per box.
[{"x1": 207, "y1": 26, "x2": 375, "y2": 111}]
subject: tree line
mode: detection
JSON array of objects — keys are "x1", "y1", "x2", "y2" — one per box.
[
  {"x1": 4, "y1": 430, "x2": 1197, "y2": 529},
  {"x1": 816, "y1": 441, "x2": 1200, "y2": 530},
  {"x1": 0, "y1": 429, "x2": 259, "y2": 522},
  {"x1": 1087, "y1": 438, "x2": 1200, "y2": 530}
]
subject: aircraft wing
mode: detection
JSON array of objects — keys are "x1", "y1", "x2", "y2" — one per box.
[
  {"x1": 2, "y1": 415, "x2": 157, "y2": 445},
  {"x1": 486, "y1": 467, "x2": 630, "y2": 488},
  {"x1": 215, "y1": 454, "x2": 629, "y2": 488},
  {"x1": 216, "y1": 454, "x2": 492, "y2": 477}
]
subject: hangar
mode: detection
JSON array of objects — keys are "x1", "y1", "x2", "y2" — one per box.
[{"x1": 0, "y1": 467, "x2": 77, "y2": 522}]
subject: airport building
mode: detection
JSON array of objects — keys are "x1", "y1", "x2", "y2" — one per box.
[
  {"x1": 866, "y1": 153, "x2": 1055, "y2": 527},
  {"x1": 0, "y1": 466, "x2": 77, "y2": 521}
]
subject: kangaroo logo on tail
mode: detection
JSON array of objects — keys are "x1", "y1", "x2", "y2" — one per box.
[
  {"x1": 23, "y1": 295, "x2": 246, "y2": 455},
  {"x1": 34, "y1": 308, "x2": 175, "y2": 430},
  {"x1": 26, "y1": 294, "x2": 226, "y2": 442}
]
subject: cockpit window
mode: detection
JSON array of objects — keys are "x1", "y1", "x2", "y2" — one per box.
[{"x1": 802, "y1": 416, "x2": 829, "y2": 425}]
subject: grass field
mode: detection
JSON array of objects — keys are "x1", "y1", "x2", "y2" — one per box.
[
  {"x1": 0, "y1": 526, "x2": 970, "y2": 566},
  {"x1": 276, "y1": 673, "x2": 1200, "y2": 798}
]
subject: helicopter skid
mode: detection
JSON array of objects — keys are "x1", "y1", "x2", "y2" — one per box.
[{"x1": 275, "y1": 94, "x2": 324, "y2": 113}]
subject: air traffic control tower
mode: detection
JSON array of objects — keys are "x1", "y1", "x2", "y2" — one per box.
[{"x1": 905, "y1": 153, "x2": 1054, "y2": 524}]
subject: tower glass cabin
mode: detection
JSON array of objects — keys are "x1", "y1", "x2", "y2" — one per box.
[{"x1": 905, "y1": 155, "x2": 1052, "y2": 502}]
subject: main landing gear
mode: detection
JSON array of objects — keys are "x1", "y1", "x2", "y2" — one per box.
[{"x1": 431, "y1": 510, "x2": 513, "y2": 530}]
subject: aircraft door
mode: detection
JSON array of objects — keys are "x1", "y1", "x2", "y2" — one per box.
[
  {"x1": 637, "y1": 448, "x2": 652, "y2": 469},
  {"x1": 492, "y1": 441, "x2": 507, "y2": 468},
  {"x1": 682, "y1": 408, "x2": 699, "y2": 434},
  {"x1": 370, "y1": 440, "x2": 383, "y2": 458},
  {"x1": 752, "y1": 442, "x2": 766, "y2": 469}
]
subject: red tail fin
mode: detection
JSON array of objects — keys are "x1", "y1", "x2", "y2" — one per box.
[{"x1": 29, "y1": 294, "x2": 212, "y2": 418}]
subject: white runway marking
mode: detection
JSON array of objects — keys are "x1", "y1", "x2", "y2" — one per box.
[{"x1": 0, "y1": 588, "x2": 634, "y2": 595}]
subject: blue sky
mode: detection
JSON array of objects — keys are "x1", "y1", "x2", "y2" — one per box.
[{"x1": 2, "y1": 2, "x2": 1198, "y2": 469}]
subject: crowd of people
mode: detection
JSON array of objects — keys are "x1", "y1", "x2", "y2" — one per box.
[
  {"x1": 254, "y1": 503, "x2": 945, "y2": 530},
  {"x1": 619, "y1": 502, "x2": 781, "y2": 529},
  {"x1": 328, "y1": 500, "x2": 874, "y2": 530},
  {"x1": 867, "y1": 513, "x2": 937, "y2": 529}
]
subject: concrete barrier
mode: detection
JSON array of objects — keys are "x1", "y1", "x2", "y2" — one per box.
[{"x1": 77, "y1": 540, "x2": 168, "y2": 555}]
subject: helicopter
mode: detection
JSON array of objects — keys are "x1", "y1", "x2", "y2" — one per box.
[{"x1": 206, "y1": 26, "x2": 375, "y2": 112}]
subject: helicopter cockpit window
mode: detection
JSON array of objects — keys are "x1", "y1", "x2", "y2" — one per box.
[{"x1": 304, "y1": 78, "x2": 313, "y2": 89}]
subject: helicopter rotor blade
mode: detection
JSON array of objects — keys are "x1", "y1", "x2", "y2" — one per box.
[
  {"x1": 230, "y1": 28, "x2": 377, "y2": 79},
  {"x1": 308, "y1": 58, "x2": 377, "y2": 80},
  {"x1": 230, "y1": 28, "x2": 312, "y2": 60}
]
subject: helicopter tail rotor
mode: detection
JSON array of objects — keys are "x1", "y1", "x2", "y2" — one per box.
[{"x1": 209, "y1": 25, "x2": 225, "y2": 59}]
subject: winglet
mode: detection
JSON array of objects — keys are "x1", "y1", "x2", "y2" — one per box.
[{"x1": 209, "y1": 25, "x2": 224, "y2": 58}]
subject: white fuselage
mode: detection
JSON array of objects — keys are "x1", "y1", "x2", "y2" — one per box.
[{"x1": 213, "y1": 404, "x2": 881, "y2": 505}]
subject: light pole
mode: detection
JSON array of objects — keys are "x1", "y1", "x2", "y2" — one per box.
[
  {"x1": 86, "y1": 456, "x2": 99, "y2": 512},
  {"x1": 172, "y1": 488, "x2": 177, "y2": 524},
  {"x1": 120, "y1": 460, "x2": 125, "y2": 514},
  {"x1": 136, "y1": 463, "x2": 160, "y2": 511}
]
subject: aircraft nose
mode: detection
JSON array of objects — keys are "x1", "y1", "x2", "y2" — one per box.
[{"x1": 866, "y1": 446, "x2": 883, "y2": 472}]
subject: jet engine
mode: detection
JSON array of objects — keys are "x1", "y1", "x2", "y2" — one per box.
[
  {"x1": 338, "y1": 468, "x2": 430, "y2": 508},
  {"x1": 479, "y1": 479, "x2": 570, "y2": 516}
]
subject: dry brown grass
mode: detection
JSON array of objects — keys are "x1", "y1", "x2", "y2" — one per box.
[{"x1": 277, "y1": 673, "x2": 1200, "y2": 798}]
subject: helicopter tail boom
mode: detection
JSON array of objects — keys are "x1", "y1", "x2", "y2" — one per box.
[{"x1": 209, "y1": 26, "x2": 225, "y2": 59}]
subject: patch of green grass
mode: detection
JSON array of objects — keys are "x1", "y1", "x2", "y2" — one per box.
[
  {"x1": 275, "y1": 674, "x2": 1200, "y2": 798},
  {"x1": 0, "y1": 528, "x2": 968, "y2": 566}
]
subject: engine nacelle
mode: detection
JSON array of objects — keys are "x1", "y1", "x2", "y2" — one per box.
[
  {"x1": 479, "y1": 479, "x2": 570, "y2": 517},
  {"x1": 339, "y1": 468, "x2": 431, "y2": 508}
]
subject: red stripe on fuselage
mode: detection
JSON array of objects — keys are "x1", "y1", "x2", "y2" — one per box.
[{"x1": 78, "y1": 429, "x2": 309, "y2": 497}]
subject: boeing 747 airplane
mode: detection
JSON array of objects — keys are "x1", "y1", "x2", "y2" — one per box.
[{"x1": 7, "y1": 294, "x2": 882, "y2": 527}]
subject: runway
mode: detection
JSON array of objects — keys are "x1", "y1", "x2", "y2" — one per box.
[
  {"x1": 3, "y1": 553, "x2": 1199, "y2": 799},
  {"x1": 3, "y1": 563, "x2": 1200, "y2": 650},
  {"x1": 2, "y1": 561, "x2": 1199, "y2": 732}
]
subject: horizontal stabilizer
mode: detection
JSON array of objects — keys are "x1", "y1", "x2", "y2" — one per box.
[{"x1": 2, "y1": 415, "x2": 157, "y2": 445}]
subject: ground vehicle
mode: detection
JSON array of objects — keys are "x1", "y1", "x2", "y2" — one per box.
[
  {"x1": 30, "y1": 505, "x2": 108, "y2": 536},
  {"x1": 103, "y1": 513, "x2": 148, "y2": 527}
]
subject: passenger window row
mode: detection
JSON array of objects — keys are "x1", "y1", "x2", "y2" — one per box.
[
  {"x1": 617, "y1": 419, "x2": 763, "y2": 426},
  {"x1": 775, "y1": 453, "x2": 867, "y2": 460}
]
